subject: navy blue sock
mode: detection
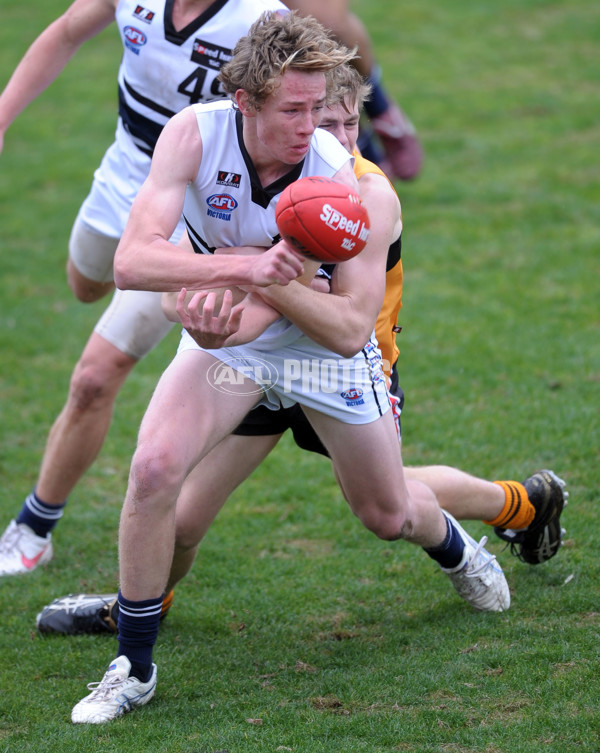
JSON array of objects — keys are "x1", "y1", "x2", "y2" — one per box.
[
  {"x1": 117, "y1": 590, "x2": 162, "y2": 682},
  {"x1": 424, "y1": 514, "x2": 466, "y2": 570},
  {"x1": 16, "y1": 491, "x2": 66, "y2": 538},
  {"x1": 364, "y1": 66, "x2": 391, "y2": 119}
]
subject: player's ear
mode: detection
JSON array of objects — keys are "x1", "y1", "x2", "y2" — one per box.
[{"x1": 235, "y1": 89, "x2": 255, "y2": 117}]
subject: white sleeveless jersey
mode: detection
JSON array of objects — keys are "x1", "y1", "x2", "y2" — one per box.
[
  {"x1": 183, "y1": 101, "x2": 351, "y2": 254},
  {"x1": 182, "y1": 100, "x2": 352, "y2": 349},
  {"x1": 115, "y1": 0, "x2": 287, "y2": 155}
]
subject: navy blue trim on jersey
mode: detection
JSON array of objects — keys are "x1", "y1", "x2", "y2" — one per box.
[
  {"x1": 235, "y1": 111, "x2": 304, "y2": 209},
  {"x1": 184, "y1": 221, "x2": 217, "y2": 255},
  {"x1": 118, "y1": 85, "x2": 166, "y2": 154},
  {"x1": 163, "y1": 0, "x2": 230, "y2": 44},
  {"x1": 123, "y1": 78, "x2": 177, "y2": 120}
]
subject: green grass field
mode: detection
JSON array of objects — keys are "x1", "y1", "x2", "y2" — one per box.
[{"x1": 0, "y1": 1, "x2": 598, "y2": 751}]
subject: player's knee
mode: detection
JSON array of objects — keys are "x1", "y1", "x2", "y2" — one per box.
[
  {"x1": 68, "y1": 359, "x2": 120, "y2": 412},
  {"x1": 67, "y1": 260, "x2": 113, "y2": 303},
  {"x1": 70, "y1": 278, "x2": 113, "y2": 303},
  {"x1": 358, "y1": 507, "x2": 412, "y2": 541},
  {"x1": 130, "y1": 442, "x2": 186, "y2": 500},
  {"x1": 67, "y1": 368, "x2": 108, "y2": 412}
]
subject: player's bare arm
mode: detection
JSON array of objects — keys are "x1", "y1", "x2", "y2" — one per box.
[
  {"x1": 0, "y1": 0, "x2": 117, "y2": 150},
  {"x1": 330, "y1": 159, "x2": 359, "y2": 193},
  {"x1": 161, "y1": 239, "x2": 307, "y2": 322}
]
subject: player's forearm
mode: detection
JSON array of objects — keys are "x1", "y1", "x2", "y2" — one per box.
[
  {"x1": 220, "y1": 296, "x2": 281, "y2": 347},
  {"x1": 259, "y1": 282, "x2": 374, "y2": 358},
  {"x1": 115, "y1": 243, "x2": 262, "y2": 293},
  {"x1": 0, "y1": 23, "x2": 85, "y2": 133}
]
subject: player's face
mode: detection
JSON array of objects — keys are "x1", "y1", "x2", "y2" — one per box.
[
  {"x1": 254, "y1": 70, "x2": 326, "y2": 165},
  {"x1": 318, "y1": 97, "x2": 360, "y2": 154}
]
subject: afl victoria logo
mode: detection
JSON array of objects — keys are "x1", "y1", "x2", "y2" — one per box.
[
  {"x1": 341, "y1": 388, "x2": 363, "y2": 401},
  {"x1": 207, "y1": 194, "x2": 238, "y2": 212},
  {"x1": 340, "y1": 387, "x2": 365, "y2": 407},
  {"x1": 123, "y1": 26, "x2": 147, "y2": 54}
]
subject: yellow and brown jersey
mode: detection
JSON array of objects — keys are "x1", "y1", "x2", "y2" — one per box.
[{"x1": 353, "y1": 150, "x2": 403, "y2": 376}]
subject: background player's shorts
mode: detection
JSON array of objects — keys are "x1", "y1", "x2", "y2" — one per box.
[
  {"x1": 68, "y1": 214, "x2": 120, "y2": 284},
  {"x1": 69, "y1": 123, "x2": 185, "y2": 280},
  {"x1": 76, "y1": 125, "x2": 155, "y2": 241},
  {"x1": 69, "y1": 216, "x2": 176, "y2": 360},
  {"x1": 95, "y1": 289, "x2": 175, "y2": 360}
]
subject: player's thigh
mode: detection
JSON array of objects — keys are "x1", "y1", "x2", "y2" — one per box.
[
  {"x1": 302, "y1": 406, "x2": 409, "y2": 515},
  {"x1": 137, "y1": 350, "x2": 262, "y2": 477},
  {"x1": 94, "y1": 288, "x2": 175, "y2": 360},
  {"x1": 68, "y1": 214, "x2": 118, "y2": 284}
]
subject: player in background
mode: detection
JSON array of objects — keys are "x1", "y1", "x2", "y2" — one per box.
[
  {"x1": 284, "y1": 0, "x2": 423, "y2": 180},
  {"x1": 69, "y1": 13, "x2": 509, "y2": 723},
  {"x1": 0, "y1": 0, "x2": 292, "y2": 577}
]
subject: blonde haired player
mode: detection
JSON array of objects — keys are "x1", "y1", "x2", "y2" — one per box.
[{"x1": 67, "y1": 12, "x2": 514, "y2": 724}]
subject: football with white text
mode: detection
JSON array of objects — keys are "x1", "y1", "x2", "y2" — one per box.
[{"x1": 275, "y1": 176, "x2": 370, "y2": 263}]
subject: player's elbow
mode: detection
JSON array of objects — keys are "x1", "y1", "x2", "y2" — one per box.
[
  {"x1": 113, "y1": 252, "x2": 138, "y2": 290},
  {"x1": 336, "y1": 326, "x2": 374, "y2": 358},
  {"x1": 338, "y1": 343, "x2": 365, "y2": 359},
  {"x1": 113, "y1": 266, "x2": 135, "y2": 290}
]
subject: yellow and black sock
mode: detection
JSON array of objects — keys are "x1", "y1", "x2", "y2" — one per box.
[
  {"x1": 484, "y1": 480, "x2": 535, "y2": 530},
  {"x1": 160, "y1": 589, "x2": 174, "y2": 619}
]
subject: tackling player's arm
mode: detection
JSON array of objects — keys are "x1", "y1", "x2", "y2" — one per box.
[
  {"x1": 256, "y1": 170, "x2": 400, "y2": 357},
  {"x1": 162, "y1": 241, "x2": 322, "y2": 347}
]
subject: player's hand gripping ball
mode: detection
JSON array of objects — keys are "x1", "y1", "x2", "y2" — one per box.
[{"x1": 275, "y1": 176, "x2": 370, "y2": 263}]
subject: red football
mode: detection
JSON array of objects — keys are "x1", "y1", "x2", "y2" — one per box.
[{"x1": 275, "y1": 176, "x2": 370, "y2": 263}]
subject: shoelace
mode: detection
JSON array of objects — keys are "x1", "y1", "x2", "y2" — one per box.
[
  {"x1": 85, "y1": 673, "x2": 127, "y2": 701},
  {"x1": 464, "y1": 536, "x2": 497, "y2": 577}
]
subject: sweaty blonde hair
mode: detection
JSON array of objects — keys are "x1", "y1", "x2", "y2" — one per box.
[
  {"x1": 219, "y1": 11, "x2": 357, "y2": 111},
  {"x1": 327, "y1": 62, "x2": 372, "y2": 112}
]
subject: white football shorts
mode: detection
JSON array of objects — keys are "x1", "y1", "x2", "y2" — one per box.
[{"x1": 177, "y1": 328, "x2": 392, "y2": 425}]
